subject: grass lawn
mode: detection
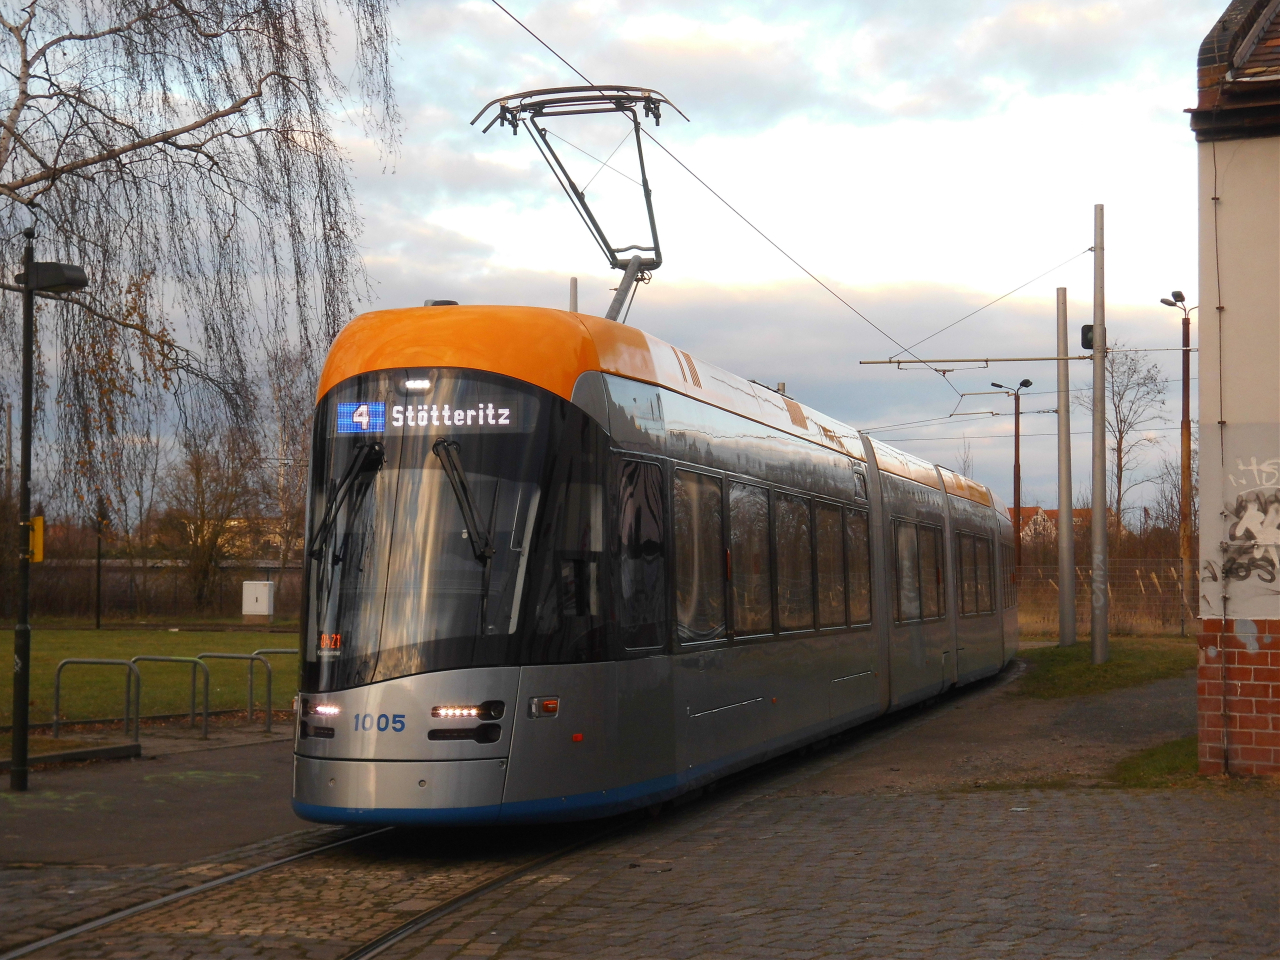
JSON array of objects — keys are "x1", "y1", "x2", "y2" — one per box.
[
  {"x1": 1108, "y1": 736, "x2": 1199, "y2": 788},
  {"x1": 2, "y1": 629, "x2": 301, "y2": 728},
  {"x1": 1016, "y1": 634, "x2": 1197, "y2": 699}
]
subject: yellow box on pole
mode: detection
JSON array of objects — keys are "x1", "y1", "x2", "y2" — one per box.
[{"x1": 29, "y1": 515, "x2": 43, "y2": 562}]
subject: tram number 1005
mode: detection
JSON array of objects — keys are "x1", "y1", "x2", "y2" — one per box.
[{"x1": 353, "y1": 713, "x2": 406, "y2": 732}]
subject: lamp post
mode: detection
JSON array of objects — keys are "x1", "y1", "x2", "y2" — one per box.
[
  {"x1": 10, "y1": 228, "x2": 88, "y2": 792},
  {"x1": 993, "y1": 378, "x2": 1034, "y2": 567},
  {"x1": 1160, "y1": 291, "x2": 1197, "y2": 637}
]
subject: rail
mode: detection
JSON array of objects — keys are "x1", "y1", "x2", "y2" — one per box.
[
  {"x1": 130, "y1": 656, "x2": 210, "y2": 739},
  {"x1": 197, "y1": 653, "x2": 273, "y2": 732},
  {"x1": 53, "y1": 659, "x2": 140, "y2": 741}
]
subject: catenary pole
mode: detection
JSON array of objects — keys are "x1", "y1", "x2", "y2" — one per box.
[
  {"x1": 1180, "y1": 306, "x2": 1193, "y2": 636},
  {"x1": 1014, "y1": 389, "x2": 1022, "y2": 567},
  {"x1": 10, "y1": 228, "x2": 34, "y2": 791},
  {"x1": 1057, "y1": 288, "x2": 1076, "y2": 646},
  {"x1": 569, "y1": 276, "x2": 578, "y2": 313},
  {"x1": 1090, "y1": 205, "x2": 1109, "y2": 664}
]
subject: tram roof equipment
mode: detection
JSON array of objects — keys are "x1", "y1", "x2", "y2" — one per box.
[{"x1": 472, "y1": 86, "x2": 686, "y2": 316}]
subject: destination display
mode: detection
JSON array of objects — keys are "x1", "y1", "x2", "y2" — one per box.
[
  {"x1": 390, "y1": 400, "x2": 519, "y2": 430},
  {"x1": 333, "y1": 394, "x2": 533, "y2": 436}
]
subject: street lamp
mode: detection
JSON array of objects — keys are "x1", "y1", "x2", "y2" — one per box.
[
  {"x1": 10, "y1": 227, "x2": 88, "y2": 792},
  {"x1": 993, "y1": 378, "x2": 1034, "y2": 567},
  {"x1": 1160, "y1": 290, "x2": 1197, "y2": 636}
]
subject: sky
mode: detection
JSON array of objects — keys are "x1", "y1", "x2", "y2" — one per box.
[{"x1": 338, "y1": 0, "x2": 1219, "y2": 514}]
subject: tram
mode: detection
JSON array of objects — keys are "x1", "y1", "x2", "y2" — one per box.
[{"x1": 291, "y1": 304, "x2": 1017, "y2": 824}]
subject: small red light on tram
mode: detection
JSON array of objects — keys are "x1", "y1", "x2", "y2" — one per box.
[
  {"x1": 572, "y1": 733, "x2": 583, "y2": 742},
  {"x1": 541, "y1": 699, "x2": 559, "y2": 714}
]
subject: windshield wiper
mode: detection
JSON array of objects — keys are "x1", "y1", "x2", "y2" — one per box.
[
  {"x1": 308, "y1": 441, "x2": 385, "y2": 561},
  {"x1": 432, "y1": 438, "x2": 495, "y2": 563},
  {"x1": 433, "y1": 438, "x2": 499, "y2": 636}
]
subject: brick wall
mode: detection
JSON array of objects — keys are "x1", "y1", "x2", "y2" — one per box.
[{"x1": 1198, "y1": 619, "x2": 1280, "y2": 776}]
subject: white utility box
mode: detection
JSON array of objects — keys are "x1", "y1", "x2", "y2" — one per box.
[{"x1": 242, "y1": 581, "x2": 276, "y2": 623}]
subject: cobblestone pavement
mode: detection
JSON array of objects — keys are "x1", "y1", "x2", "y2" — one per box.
[
  {"x1": 10, "y1": 825, "x2": 591, "y2": 959},
  {"x1": 1, "y1": 826, "x2": 344, "y2": 953},
  {"x1": 381, "y1": 788, "x2": 1277, "y2": 960},
  {"x1": 8, "y1": 668, "x2": 1277, "y2": 960}
]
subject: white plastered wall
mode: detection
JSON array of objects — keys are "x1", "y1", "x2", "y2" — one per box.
[{"x1": 1198, "y1": 136, "x2": 1280, "y2": 618}]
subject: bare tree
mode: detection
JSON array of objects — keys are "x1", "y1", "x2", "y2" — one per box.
[
  {"x1": 0, "y1": 0, "x2": 398, "y2": 508},
  {"x1": 1074, "y1": 343, "x2": 1167, "y2": 540},
  {"x1": 1150, "y1": 432, "x2": 1198, "y2": 543},
  {"x1": 159, "y1": 422, "x2": 261, "y2": 609},
  {"x1": 262, "y1": 343, "x2": 314, "y2": 572},
  {"x1": 955, "y1": 435, "x2": 974, "y2": 478}
]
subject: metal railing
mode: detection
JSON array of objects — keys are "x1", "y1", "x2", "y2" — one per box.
[
  {"x1": 197, "y1": 653, "x2": 273, "y2": 731},
  {"x1": 254, "y1": 649, "x2": 297, "y2": 723},
  {"x1": 53, "y1": 659, "x2": 141, "y2": 741},
  {"x1": 130, "y1": 656, "x2": 210, "y2": 738},
  {"x1": 50, "y1": 648, "x2": 298, "y2": 741}
]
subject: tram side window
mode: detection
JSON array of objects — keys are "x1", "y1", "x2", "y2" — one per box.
[
  {"x1": 846, "y1": 508, "x2": 872, "y2": 625},
  {"x1": 918, "y1": 525, "x2": 944, "y2": 619},
  {"x1": 1000, "y1": 542, "x2": 1017, "y2": 608},
  {"x1": 975, "y1": 537, "x2": 994, "y2": 613},
  {"x1": 674, "y1": 469, "x2": 726, "y2": 642},
  {"x1": 815, "y1": 503, "x2": 845, "y2": 628},
  {"x1": 729, "y1": 482, "x2": 773, "y2": 635},
  {"x1": 774, "y1": 493, "x2": 814, "y2": 631},
  {"x1": 617, "y1": 460, "x2": 666, "y2": 649},
  {"x1": 958, "y1": 534, "x2": 978, "y2": 615},
  {"x1": 894, "y1": 522, "x2": 921, "y2": 621},
  {"x1": 895, "y1": 520, "x2": 945, "y2": 622},
  {"x1": 956, "y1": 532, "x2": 995, "y2": 616}
]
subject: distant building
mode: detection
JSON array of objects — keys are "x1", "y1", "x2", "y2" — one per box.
[{"x1": 1007, "y1": 507, "x2": 1124, "y2": 543}]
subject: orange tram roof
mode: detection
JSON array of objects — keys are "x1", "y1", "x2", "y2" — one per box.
[{"x1": 318, "y1": 304, "x2": 993, "y2": 508}]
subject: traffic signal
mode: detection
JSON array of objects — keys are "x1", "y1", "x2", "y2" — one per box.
[{"x1": 1081, "y1": 324, "x2": 1094, "y2": 350}]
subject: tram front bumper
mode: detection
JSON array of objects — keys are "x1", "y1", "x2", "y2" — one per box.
[{"x1": 292, "y1": 754, "x2": 508, "y2": 825}]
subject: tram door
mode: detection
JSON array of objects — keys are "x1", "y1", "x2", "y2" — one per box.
[
  {"x1": 828, "y1": 504, "x2": 877, "y2": 719},
  {"x1": 887, "y1": 516, "x2": 950, "y2": 706},
  {"x1": 673, "y1": 469, "x2": 769, "y2": 773}
]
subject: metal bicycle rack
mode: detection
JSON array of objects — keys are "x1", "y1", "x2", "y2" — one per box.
[
  {"x1": 197, "y1": 653, "x2": 274, "y2": 732},
  {"x1": 130, "y1": 656, "x2": 210, "y2": 739},
  {"x1": 53, "y1": 659, "x2": 141, "y2": 741}
]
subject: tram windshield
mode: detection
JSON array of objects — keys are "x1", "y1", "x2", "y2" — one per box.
[{"x1": 301, "y1": 369, "x2": 548, "y2": 692}]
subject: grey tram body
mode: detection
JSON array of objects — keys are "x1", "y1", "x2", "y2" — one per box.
[{"x1": 293, "y1": 370, "x2": 1017, "y2": 825}]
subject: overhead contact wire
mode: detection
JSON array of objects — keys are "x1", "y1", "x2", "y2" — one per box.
[
  {"x1": 892, "y1": 248, "x2": 1093, "y2": 359},
  {"x1": 486, "y1": 0, "x2": 960, "y2": 396},
  {"x1": 488, "y1": 0, "x2": 594, "y2": 85}
]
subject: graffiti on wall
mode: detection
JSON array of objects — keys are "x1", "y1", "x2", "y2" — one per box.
[{"x1": 1214, "y1": 456, "x2": 1280, "y2": 585}]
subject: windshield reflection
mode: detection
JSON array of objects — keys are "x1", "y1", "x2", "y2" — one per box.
[{"x1": 303, "y1": 370, "x2": 545, "y2": 692}]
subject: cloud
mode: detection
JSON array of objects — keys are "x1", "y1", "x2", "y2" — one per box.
[{"x1": 381, "y1": 0, "x2": 1222, "y2": 135}]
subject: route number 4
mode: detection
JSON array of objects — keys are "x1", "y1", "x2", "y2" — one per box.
[{"x1": 352, "y1": 404, "x2": 371, "y2": 430}]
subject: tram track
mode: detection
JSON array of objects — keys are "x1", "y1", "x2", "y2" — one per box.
[
  {"x1": 1, "y1": 818, "x2": 623, "y2": 960},
  {"x1": 0, "y1": 828, "x2": 394, "y2": 960},
  {"x1": 4, "y1": 665, "x2": 1022, "y2": 960}
]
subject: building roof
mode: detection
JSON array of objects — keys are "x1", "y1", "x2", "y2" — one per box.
[
  {"x1": 1190, "y1": 0, "x2": 1280, "y2": 140},
  {"x1": 317, "y1": 304, "x2": 998, "y2": 505}
]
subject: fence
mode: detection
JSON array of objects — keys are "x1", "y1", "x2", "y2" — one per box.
[
  {"x1": 1017, "y1": 560, "x2": 1196, "y2": 635},
  {"x1": 18, "y1": 558, "x2": 302, "y2": 620}
]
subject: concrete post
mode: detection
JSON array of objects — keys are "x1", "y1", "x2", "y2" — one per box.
[
  {"x1": 1057, "y1": 287, "x2": 1076, "y2": 647},
  {"x1": 1091, "y1": 204, "x2": 1109, "y2": 664}
]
